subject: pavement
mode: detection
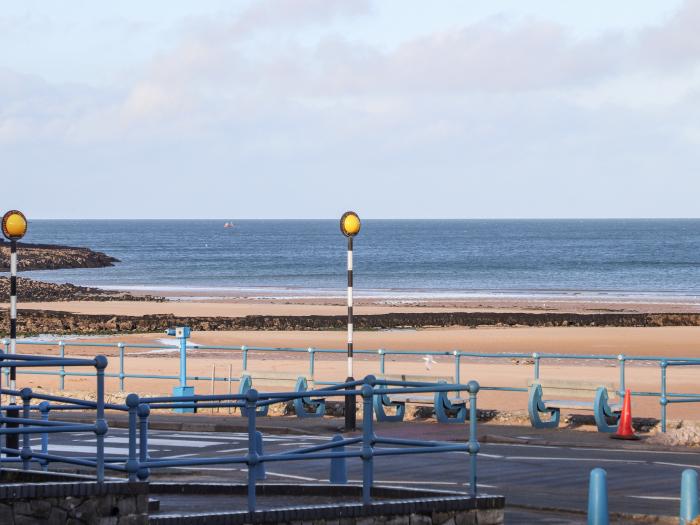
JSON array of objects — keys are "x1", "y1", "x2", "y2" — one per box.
[{"x1": 24, "y1": 411, "x2": 700, "y2": 523}]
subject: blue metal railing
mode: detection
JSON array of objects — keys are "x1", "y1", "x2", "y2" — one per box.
[
  {"x1": 0, "y1": 353, "x2": 110, "y2": 481},
  {"x1": 4, "y1": 336, "x2": 700, "y2": 431},
  {"x1": 4, "y1": 374, "x2": 482, "y2": 512}
]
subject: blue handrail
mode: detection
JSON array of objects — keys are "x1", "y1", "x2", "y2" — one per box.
[{"x1": 4, "y1": 335, "x2": 700, "y2": 431}]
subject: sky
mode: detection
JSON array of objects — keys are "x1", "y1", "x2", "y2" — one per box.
[{"x1": 1, "y1": 0, "x2": 699, "y2": 219}]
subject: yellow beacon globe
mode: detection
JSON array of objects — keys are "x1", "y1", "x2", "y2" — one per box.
[
  {"x1": 2, "y1": 210, "x2": 28, "y2": 240},
  {"x1": 341, "y1": 212, "x2": 361, "y2": 237}
]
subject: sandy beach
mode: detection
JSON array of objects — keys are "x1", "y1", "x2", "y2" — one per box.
[
  {"x1": 9, "y1": 310, "x2": 700, "y2": 422},
  {"x1": 10, "y1": 294, "x2": 700, "y2": 316}
]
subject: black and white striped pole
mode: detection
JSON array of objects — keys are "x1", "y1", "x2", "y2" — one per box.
[
  {"x1": 340, "y1": 211, "x2": 361, "y2": 431},
  {"x1": 2, "y1": 210, "x2": 27, "y2": 456}
]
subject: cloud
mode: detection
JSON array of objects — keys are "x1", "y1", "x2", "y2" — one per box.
[
  {"x1": 638, "y1": 0, "x2": 700, "y2": 70},
  {"x1": 2, "y1": 0, "x2": 700, "y2": 219}
]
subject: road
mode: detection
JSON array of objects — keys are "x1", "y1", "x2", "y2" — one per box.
[{"x1": 20, "y1": 428, "x2": 698, "y2": 523}]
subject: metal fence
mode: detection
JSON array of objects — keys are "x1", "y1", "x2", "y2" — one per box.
[
  {"x1": 4, "y1": 336, "x2": 700, "y2": 431},
  {"x1": 0, "y1": 353, "x2": 109, "y2": 481},
  {"x1": 0, "y1": 355, "x2": 482, "y2": 512}
]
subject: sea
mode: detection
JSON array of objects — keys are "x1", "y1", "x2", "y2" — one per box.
[{"x1": 12, "y1": 219, "x2": 700, "y2": 303}]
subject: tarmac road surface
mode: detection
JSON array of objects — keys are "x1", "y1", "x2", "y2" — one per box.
[{"x1": 18, "y1": 427, "x2": 698, "y2": 523}]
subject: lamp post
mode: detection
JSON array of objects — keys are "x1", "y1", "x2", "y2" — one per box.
[
  {"x1": 2, "y1": 209, "x2": 27, "y2": 456},
  {"x1": 340, "y1": 211, "x2": 361, "y2": 431},
  {"x1": 2, "y1": 211, "x2": 27, "y2": 389}
]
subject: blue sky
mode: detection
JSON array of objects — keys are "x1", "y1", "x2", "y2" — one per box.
[{"x1": 1, "y1": 0, "x2": 698, "y2": 219}]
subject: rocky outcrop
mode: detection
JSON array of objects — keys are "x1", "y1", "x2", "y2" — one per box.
[
  {"x1": 0, "y1": 277, "x2": 163, "y2": 302},
  {"x1": 0, "y1": 240, "x2": 118, "y2": 271},
  {"x1": 2, "y1": 310, "x2": 700, "y2": 336}
]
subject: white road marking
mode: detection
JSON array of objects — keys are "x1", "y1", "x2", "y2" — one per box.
[
  {"x1": 45, "y1": 445, "x2": 151, "y2": 455},
  {"x1": 172, "y1": 467, "x2": 234, "y2": 471},
  {"x1": 218, "y1": 448, "x2": 248, "y2": 453},
  {"x1": 506, "y1": 456, "x2": 646, "y2": 464},
  {"x1": 654, "y1": 461, "x2": 700, "y2": 469},
  {"x1": 162, "y1": 433, "x2": 243, "y2": 441},
  {"x1": 565, "y1": 447, "x2": 700, "y2": 456},
  {"x1": 264, "y1": 471, "x2": 317, "y2": 481},
  {"x1": 163, "y1": 453, "x2": 200, "y2": 459},
  {"x1": 627, "y1": 495, "x2": 680, "y2": 501},
  {"x1": 101, "y1": 437, "x2": 225, "y2": 448}
]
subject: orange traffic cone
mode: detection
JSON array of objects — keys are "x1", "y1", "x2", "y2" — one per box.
[{"x1": 611, "y1": 389, "x2": 639, "y2": 440}]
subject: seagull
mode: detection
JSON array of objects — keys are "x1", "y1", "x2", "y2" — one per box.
[{"x1": 422, "y1": 355, "x2": 437, "y2": 370}]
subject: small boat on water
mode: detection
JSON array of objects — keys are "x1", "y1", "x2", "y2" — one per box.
[{"x1": 224, "y1": 222, "x2": 234, "y2": 229}]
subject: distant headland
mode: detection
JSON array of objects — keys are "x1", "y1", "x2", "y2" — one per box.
[{"x1": 0, "y1": 239, "x2": 118, "y2": 272}]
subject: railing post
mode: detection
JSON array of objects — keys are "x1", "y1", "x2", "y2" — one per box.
[
  {"x1": 330, "y1": 434, "x2": 347, "y2": 484},
  {"x1": 361, "y1": 377, "x2": 375, "y2": 505},
  {"x1": 245, "y1": 388, "x2": 259, "y2": 513},
  {"x1": 94, "y1": 355, "x2": 108, "y2": 483},
  {"x1": 467, "y1": 380, "x2": 480, "y2": 497},
  {"x1": 308, "y1": 347, "x2": 315, "y2": 379},
  {"x1": 211, "y1": 365, "x2": 216, "y2": 413},
  {"x1": 242, "y1": 345, "x2": 248, "y2": 372},
  {"x1": 228, "y1": 364, "x2": 233, "y2": 415},
  {"x1": 454, "y1": 351, "x2": 461, "y2": 398},
  {"x1": 20, "y1": 388, "x2": 32, "y2": 471},
  {"x1": 39, "y1": 401, "x2": 50, "y2": 471},
  {"x1": 533, "y1": 352, "x2": 540, "y2": 380},
  {"x1": 254, "y1": 431, "x2": 266, "y2": 481},
  {"x1": 660, "y1": 360, "x2": 668, "y2": 433},
  {"x1": 126, "y1": 394, "x2": 139, "y2": 482},
  {"x1": 680, "y1": 469, "x2": 699, "y2": 525},
  {"x1": 137, "y1": 403, "x2": 150, "y2": 481},
  {"x1": 617, "y1": 354, "x2": 626, "y2": 399},
  {"x1": 587, "y1": 468, "x2": 609, "y2": 525},
  {"x1": 378, "y1": 349, "x2": 385, "y2": 375},
  {"x1": 58, "y1": 341, "x2": 66, "y2": 391},
  {"x1": 118, "y1": 343, "x2": 126, "y2": 391}
]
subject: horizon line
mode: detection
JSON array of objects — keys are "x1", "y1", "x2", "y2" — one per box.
[{"x1": 23, "y1": 217, "x2": 700, "y2": 221}]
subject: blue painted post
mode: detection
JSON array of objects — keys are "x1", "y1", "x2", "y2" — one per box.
[
  {"x1": 246, "y1": 389, "x2": 259, "y2": 512},
  {"x1": 20, "y1": 388, "x2": 32, "y2": 471},
  {"x1": 167, "y1": 327, "x2": 194, "y2": 413},
  {"x1": 137, "y1": 403, "x2": 151, "y2": 481},
  {"x1": 308, "y1": 348, "x2": 315, "y2": 379},
  {"x1": 330, "y1": 434, "x2": 347, "y2": 484},
  {"x1": 361, "y1": 379, "x2": 375, "y2": 505},
  {"x1": 58, "y1": 341, "x2": 66, "y2": 391},
  {"x1": 617, "y1": 354, "x2": 626, "y2": 400},
  {"x1": 454, "y1": 351, "x2": 462, "y2": 399},
  {"x1": 118, "y1": 343, "x2": 126, "y2": 391},
  {"x1": 242, "y1": 345, "x2": 248, "y2": 371},
  {"x1": 378, "y1": 349, "x2": 385, "y2": 375},
  {"x1": 39, "y1": 401, "x2": 49, "y2": 471},
  {"x1": 126, "y1": 393, "x2": 139, "y2": 482},
  {"x1": 254, "y1": 431, "x2": 266, "y2": 481},
  {"x1": 587, "y1": 468, "x2": 608, "y2": 525},
  {"x1": 467, "y1": 381, "x2": 480, "y2": 497},
  {"x1": 660, "y1": 360, "x2": 668, "y2": 433},
  {"x1": 94, "y1": 356, "x2": 108, "y2": 483},
  {"x1": 680, "y1": 469, "x2": 699, "y2": 525},
  {"x1": 533, "y1": 352, "x2": 540, "y2": 380}
]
